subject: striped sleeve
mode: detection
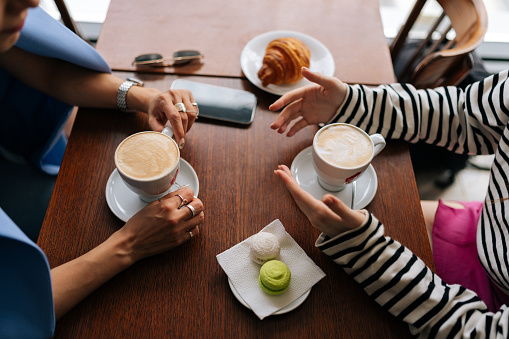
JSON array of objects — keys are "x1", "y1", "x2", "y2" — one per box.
[
  {"x1": 329, "y1": 70, "x2": 509, "y2": 155},
  {"x1": 316, "y1": 212, "x2": 509, "y2": 338}
]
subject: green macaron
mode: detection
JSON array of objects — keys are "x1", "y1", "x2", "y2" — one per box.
[{"x1": 258, "y1": 260, "x2": 291, "y2": 295}]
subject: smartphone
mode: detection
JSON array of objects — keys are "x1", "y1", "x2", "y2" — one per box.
[{"x1": 171, "y1": 79, "x2": 257, "y2": 125}]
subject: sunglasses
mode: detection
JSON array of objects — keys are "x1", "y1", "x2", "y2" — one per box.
[{"x1": 132, "y1": 50, "x2": 204, "y2": 67}]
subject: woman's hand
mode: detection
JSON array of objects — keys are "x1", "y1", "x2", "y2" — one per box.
[
  {"x1": 274, "y1": 165, "x2": 365, "y2": 238},
  {"x1": 51, "y1": 186, "x2": 204, "y2": 319},
  {"x1": 269, "y1": 67, "x2": 348, "y2": 137},
  {"x1": 115, "y1": 186, "x2": 204, "y2": 263},
  {"x1": 146, "y1": 89, "x2": 198, "y2": 149}
]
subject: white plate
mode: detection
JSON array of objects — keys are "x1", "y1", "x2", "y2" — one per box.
[
  {"x1": 290, "y1": 146, "x2": 377, "y2": 209},
  {"x1": 228, "y1": 278, "x2": 311, "y2": 315},
  {"x1": 105, "y1": 159, "x2": 199, "y2": 222},
  {"x1": 240, "y1": 30, "x2": 335, "y2": 96}
]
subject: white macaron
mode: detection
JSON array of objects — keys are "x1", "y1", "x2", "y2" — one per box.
[{"x1": 250, "y1": 232, "x2": 281, "y2": 264}]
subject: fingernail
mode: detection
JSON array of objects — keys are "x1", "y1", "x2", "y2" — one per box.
[{"x1": 179, "y1": 138, "x2": 185, "y2": 149}]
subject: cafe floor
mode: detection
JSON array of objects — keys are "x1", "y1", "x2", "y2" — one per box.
[{"x1": 413, "y1": 155, "x2": 494, "y2": 202}]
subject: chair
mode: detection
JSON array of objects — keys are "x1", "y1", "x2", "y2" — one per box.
[
  {"x1": 53, "y1": 0, "x2": 92, "y2": 44},
  {"x1": 390, "y1": 0, "x2": 488, "y2": 89}
]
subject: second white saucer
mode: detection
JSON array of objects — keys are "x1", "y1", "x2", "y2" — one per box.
[
  {"x1": 290, "y1": 146, "x2": 377, "y2": 209},
  {"x1": 105, "y1": 159, "x2": 199, "y2": 222},
  {"x1": 228, "y1": 278, "x2": 311, "y2": 316}
]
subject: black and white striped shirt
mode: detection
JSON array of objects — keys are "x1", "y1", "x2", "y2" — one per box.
[{"x1": 318, "y1": 70, "x2": 509, "y2": 337}]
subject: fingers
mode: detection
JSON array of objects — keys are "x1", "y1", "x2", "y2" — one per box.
[
  {"x1": 169, "y1": 100, "x2": 187, "y2": 150},
  {"x1": 270, "y1": 99, "x2": 303, "y2": 133},
  {"x1": 186, "y1": 225, "x2": 200, "y2": 241},
  {"x1": 178, "y1": 205, "x2": 204, "y2": 244},
  {"x1": 269, "y1": 86, "x2": 308, "y2": 113},
  {"x1": 158, "y1": 189, "x2": 204, "y2": 243},
  {"x1": 187, "y1": 101, "x2": 199, "y2": 132},
  {"x1": 179, "y1": 95, "x2": 198, "y2": 135},
  {"x1": 159, "y1": 187, "x2": 204, "y2": 222},
  {"x1": 149, "y1": 89, "x2": 197, "y2": 149},
  {"x1": 322, "y1": 194, "x2": 347, "y2": 214},
  {"x1": 181, "y1": 200, "x2": 203, "y2": 220},
  {"x1": 274, "y1": 165, "x2": 313, "y2": 204},
  {"x1": 160, "y1": 187, "x2": 195, "y2": 209},
  {"x1": 286, "y1": 117, "x2": 309, "y2": 137},
  {"x1": 300, "y1": 67, "x2": 336, "y2": 87},
  {"x1": 269, "y1": 68, "x2": 331, "y2": 112}
]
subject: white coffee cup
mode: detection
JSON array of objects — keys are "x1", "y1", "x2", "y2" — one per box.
[
  {"x1": 115, "y1": 127, "x2": 180, "y2": 202},
  {"x1": 312, "y1": 123, "x2": 385, "y2": 192}
]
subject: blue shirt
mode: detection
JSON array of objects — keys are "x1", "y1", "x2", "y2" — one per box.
[
  {"x1": 0, "y1": 6, "x2": 110, "y2": 174},
  {"x1": 0, "y1": 7, "x2": 111, "y2": 337}
]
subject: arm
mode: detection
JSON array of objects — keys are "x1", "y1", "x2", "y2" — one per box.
[
  {"x1": 274, "y1": 165, "x2": 509, "y2": 337},
  {"x1": 0, "y1": 47, "x2": 196, "y2": 148},
  {"x1": 271, "y1": 68, "x2": 509, "y2": 155},
  {"x1": 50, "y1": 187, "x2": 204, "y2": 319},
  {"x1": 318, "y1": 213, "x2": 509, "y2": 338}
]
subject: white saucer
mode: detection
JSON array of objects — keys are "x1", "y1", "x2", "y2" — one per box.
[
  {"x1": 290, "y1": 146, "x2": 377, "y2": 209},
  {"x1": 105, "y1": 159, "x2": 199, "y2": 222},
  {"x1": 228, "y1": 278, "x2": 311, "y2": 315},
  {"x1": 240, "y1": 30, "x2": 335, "y2": 96}
]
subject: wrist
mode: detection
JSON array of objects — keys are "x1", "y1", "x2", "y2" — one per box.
[
  {"x1": 105, "y1": 230, "x2": 138, "y2": 268},
  {"x1": 325, "y1": 83, "x2": 350, "y2": 125},
  {"x1": 325, "y1": 209, "x2": 368, "y2": 238},
  {"x1": 117, "y1": 78, "x2": 144, "y2": 112},
  {"x1": 126, "y1": 86, "x2": 161, "y2": 113}
]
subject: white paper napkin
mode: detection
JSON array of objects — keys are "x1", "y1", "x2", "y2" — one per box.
[{"x1": 216, "y1": 219, "x2": 326, "y2": 320}]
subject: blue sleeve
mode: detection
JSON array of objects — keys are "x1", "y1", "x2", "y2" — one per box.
[
  {"x1": 0, "y1": 207, "x2": 55, "y2": 339},
  {"x1": 15, "y1": 6, "x2": 111, "y2": 73}
]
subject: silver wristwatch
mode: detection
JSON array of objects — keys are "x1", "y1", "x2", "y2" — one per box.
[{"x1": 117, "y1": 78, "x2": 144, "y2": 112}]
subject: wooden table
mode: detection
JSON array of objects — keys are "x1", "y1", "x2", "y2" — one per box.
[
  {"x1": 38, "y1": 73, "x2": 433, "y2": 338},
  {"x1": 95, "y1": 0, "x2": 396, "y2": 85}
]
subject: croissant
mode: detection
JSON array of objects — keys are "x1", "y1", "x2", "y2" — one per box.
[{"x1": 257, "y1": 37, "x2": 310, "y2": 86}]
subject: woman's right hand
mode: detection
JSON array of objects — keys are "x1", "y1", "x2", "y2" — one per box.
[
  {"x1": 269, "y1": 67, "x2": 349, "y2": 137},
  {"x1": 115, "y1": 187, "x2": 204, "y2": 263}
]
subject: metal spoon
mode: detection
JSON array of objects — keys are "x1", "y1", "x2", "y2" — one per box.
[{"x1": 351, "y1": 181, "x2": 356, "y2": 209}]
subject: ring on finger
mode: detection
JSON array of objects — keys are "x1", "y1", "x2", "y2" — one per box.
[
  {"x1": 191, "y1": 102, "x2": 199, "y2": 116},
  {"x1": 188, "y1": 230, "x2": 194, "y2": 239},
  {"x1": 175, "y1": 103, "x2": 186, "y2": 113},
  {"x1": 176, "y1": 194, "x2": 187, "y2": 208},
  {"x1": 185, "y1": 204, "x2": 196, "y2": 218}
]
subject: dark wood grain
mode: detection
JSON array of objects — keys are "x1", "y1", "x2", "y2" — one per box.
[{"x1": 37, "y1": 73, "x2": 432, "y2": 338}]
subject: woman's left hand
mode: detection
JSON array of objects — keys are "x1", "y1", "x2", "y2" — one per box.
[
  {"x1": 116, "y1": 187, "x2": 204, "y2": 263},
  {"x1": 147, "y1": 89, "x2": 199, "y2": 149},
  {"x1": 274, "y1": 165, "x2": 365, "y2": 238}
]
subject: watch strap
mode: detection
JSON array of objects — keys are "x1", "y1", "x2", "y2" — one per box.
[{"x1": 117, "y1": 78, "x2": 144, "y2": 112}]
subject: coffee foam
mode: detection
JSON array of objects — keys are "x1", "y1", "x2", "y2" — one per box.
[
  {"x1": 315, "y1": 125, "x2": 373, "y2": 168},
  {"x1": 116, "y1": 132, "x2": 178, "y2": 180}
]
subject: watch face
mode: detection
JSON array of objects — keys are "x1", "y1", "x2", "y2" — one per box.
[{"x1": 126, "y1": 78, "x2": 144, "y2": 86}]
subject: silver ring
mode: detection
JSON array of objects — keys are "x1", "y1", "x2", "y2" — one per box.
[
  {"x1": 175, "y1": 103, "x2": 186, "y2": 113},
  {"x1": 186, "y1": 204, "x2": 196, "y2": 218},
  {"x1": 176, "y1": 194, "x2": 187, "y2": 208},
  {"x1": 192, "y1": 102, "x2": 199, "y2": 116},
  {"x1": 188, "y1": 230, "x2": 194, "y2": 239}
]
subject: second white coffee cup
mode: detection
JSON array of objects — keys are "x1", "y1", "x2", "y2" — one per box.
[
  {"x1": 115, "y1": 128, "x2": 180, "y2": 202},
  {"x1": 312, "y1": 123, "x2": 385, "y2": 192}
]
